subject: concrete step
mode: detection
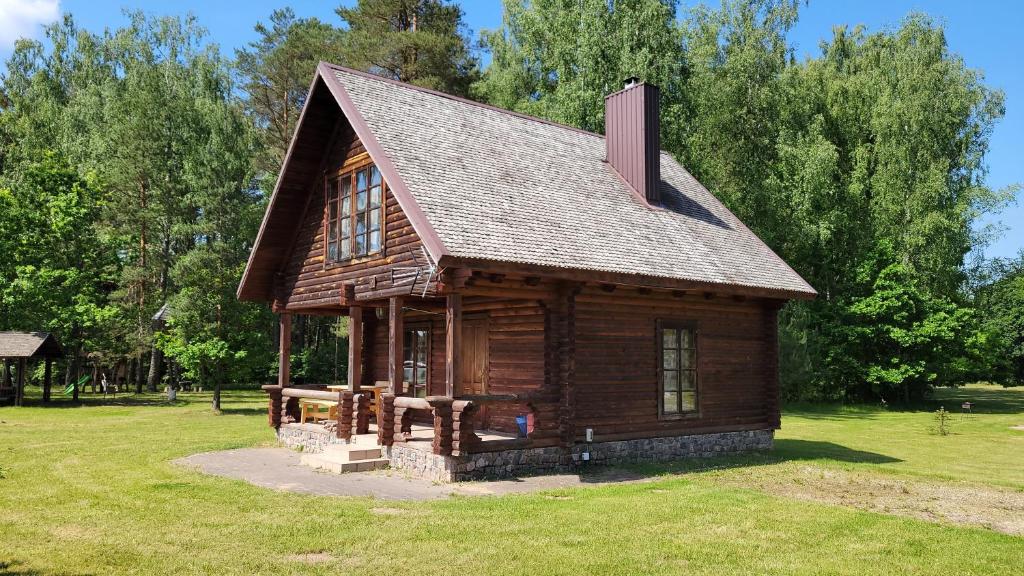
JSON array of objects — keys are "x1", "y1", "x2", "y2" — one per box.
[
  {"x1": 300, "y1": 452, "x2": 389, "y2": 473},
  {"x1": 321, "y1": 444, "x2": 382, "y2": 461}
]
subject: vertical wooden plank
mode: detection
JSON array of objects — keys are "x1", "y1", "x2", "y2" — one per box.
[
  {"x1": 278, "y1": 313, "x2": 292, "y2": 387},
  {"x1": 16, "y1": 358, "x2": 26, "y2": 407},
  {"x1": 43, "y1": 358, "x2": 52, "y2": 403},
  {"x1": 445, "y1": 293, "x2": 462, "y2": 398},
  {"x1": 388, "y1": 297, "x2": 404, "y2": 395},
  {"x1": 348, "y1": 306, "x2": 363, "y2": 392}
]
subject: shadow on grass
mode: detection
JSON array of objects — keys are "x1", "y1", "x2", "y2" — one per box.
[
  {"x1": 930, "y1": 385, "x2": 1024, "y2": 415},
  {"x1": 576, "y1": 439, "x2": 901, "y2": 484},
  {"x1": 218, "y1": 406, "x2": 267, "y2": 416},
  {"x1": 0, "y1": 560, "x2": 46, "y2": 576}
]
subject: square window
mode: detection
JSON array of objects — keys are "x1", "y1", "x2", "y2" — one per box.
[
  {"x1": 663, "y1": 391, "x2": 679, "y2": 414},
  {"x1": 662, "y1": 370, "x2": 679, "y2": 392},
  {"x1": 663, "y1": 328, "x2": 678, "y2": 349}
]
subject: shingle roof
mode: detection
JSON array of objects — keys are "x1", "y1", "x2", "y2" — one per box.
[
  {"x1": 0, "y1": 332, "x2": 63, "y2": 358},
  {"x1": 327, "y1": 65, "x2": 814, "y2": 298}
]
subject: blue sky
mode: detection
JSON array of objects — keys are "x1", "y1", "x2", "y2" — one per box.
[{"x1": 1, "y1": 0, "x2": 1020, "y2": 259}]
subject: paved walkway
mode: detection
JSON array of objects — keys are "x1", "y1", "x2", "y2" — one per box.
[{"x1": 174, "y1": 447, "x2": 651, "y2": 501}]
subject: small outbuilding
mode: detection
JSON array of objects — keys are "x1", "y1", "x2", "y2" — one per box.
[{"x1": 0, "y1": 332, "x2": 64, "y2": 406}]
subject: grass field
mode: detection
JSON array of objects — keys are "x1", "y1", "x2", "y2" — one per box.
[{"x1": 1, "y1": 384, "x2": 1021, "y2": 575}]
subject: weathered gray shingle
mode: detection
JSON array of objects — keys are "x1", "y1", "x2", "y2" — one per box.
[{"x1": 331, "y1": 67, "x2": 815, "y2": 298}]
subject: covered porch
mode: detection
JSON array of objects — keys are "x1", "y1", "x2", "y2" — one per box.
[{"x1": 263, "y1": 287, "x2": 568, "y2": 479}]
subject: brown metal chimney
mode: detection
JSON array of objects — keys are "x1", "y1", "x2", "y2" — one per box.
[{"x1": 605, "y1": 77, "x2": 661, "y2": 203}]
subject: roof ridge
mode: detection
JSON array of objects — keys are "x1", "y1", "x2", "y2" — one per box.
[{"x1": 320, "y1": 61, "x2": 605, "y2": 140}]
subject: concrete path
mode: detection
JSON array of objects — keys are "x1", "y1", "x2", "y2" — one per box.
[{"x1": 174, "y1": 447, "x2": 652, "y2": 501}]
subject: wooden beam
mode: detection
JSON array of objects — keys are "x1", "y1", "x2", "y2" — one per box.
[
  {"x1": 445, "y1": 294, "x2": 463, "y2": 397},
  {"x1": 278, "y1": 313, "x2": 292, "y2": 387},
  {"x1": 388, "y1": 297, "x2": 404, "y2": 395},
  {"x1": 16, "y1": 358, "x2": 26, "y2": 407},
  {"x1": 347, "y1": 306, "x2": 363, "y2": 392}
]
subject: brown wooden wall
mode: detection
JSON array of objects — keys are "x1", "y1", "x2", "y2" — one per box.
[
  {"x1": 276, "y1": 121, "x2": 427, "y2": 309},
  {"x1": 572, "y1": 287, "x2": 778, "y2": 441},
  {"x1": 351, "y1": 275, "x2": 779, "y2": 439}
]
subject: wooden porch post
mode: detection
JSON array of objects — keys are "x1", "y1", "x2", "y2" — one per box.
[
  {"x1": 445, "y1": 294, "x2": 462, "y2": 398},
  {"x1": 43, "y1": 358, "x2": 52, "y2": 403},
  {"x1": 388, "y1": 297, "x2": 404, "y2": 395},
  {"x1": 347, "y1": 306, "x2": 363, "y2": 392},
  {"x1": 278, "y1": 313, "x2": 292, "y2": 388},
  {"x1": 16, "y1": 358, "x2": 26, "y2": 407}
]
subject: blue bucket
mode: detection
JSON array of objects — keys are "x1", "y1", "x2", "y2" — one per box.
[{"x1": 515, "y1": 415, "x2": 529, "y2": 438}]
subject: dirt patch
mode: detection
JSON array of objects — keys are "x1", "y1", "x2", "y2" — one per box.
[
  {"x1": 1010, "y1": 425, "x2": 1024, "y2": 431},
  {"x1": 713, "y1": 464, "x2": 1024, "y2": 536},
  {"x1": 369, "y1": 507, "x2": 405, "y2": 516},
  {"x1": 284, "y1": 552, "x2": 336, "y2": 564}
]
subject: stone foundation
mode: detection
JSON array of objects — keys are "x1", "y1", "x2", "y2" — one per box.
[
  {"x1": 276, "y1": 423, "x2": 346, "y2": 453},
  {"x1": 277, "y1": 424, "x2": 773, "y2": 482}
]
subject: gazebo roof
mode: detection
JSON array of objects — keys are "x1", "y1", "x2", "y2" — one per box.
[{"x1": 0, "y1": 332, "x2": 64, "y2": 359}]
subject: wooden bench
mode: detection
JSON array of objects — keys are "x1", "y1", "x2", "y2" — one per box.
[{"x1": 299, "y1": 399, "x2": 338, "y2": 424}]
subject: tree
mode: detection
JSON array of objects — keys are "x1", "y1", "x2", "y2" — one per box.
[
  {"x1": 235, "y1": 8, "x2": 347, "y2": 174},
  {"x1": 475, "y1": 0, "x2": 682, "y2": 136},
  {"x1": 337, "y1": 0, "x2": 479, "y2": 97},
  {"x1": 0, "y1": 152, "x2": 120, "y2": 391}
]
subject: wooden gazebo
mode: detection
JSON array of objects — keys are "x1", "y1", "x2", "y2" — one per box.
[{"x1": 0, "y1": 332, "x2": 64, "y2": 406}]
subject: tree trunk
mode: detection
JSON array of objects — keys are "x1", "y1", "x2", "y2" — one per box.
[
  {"x1": 135, "y1": 354, "x2": 144, "y2": 394},
  {"x1": 71, "y1": 348, "x2": 81, "y2": 402},
  {"x1": 146, "y1": 346, "x2": 163, "y2": 392}
]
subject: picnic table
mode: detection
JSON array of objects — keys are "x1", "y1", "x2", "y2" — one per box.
[{"x1": 327, "y1": 382, "x2": 389, "y2": 424}]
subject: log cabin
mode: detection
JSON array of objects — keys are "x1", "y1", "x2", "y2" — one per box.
[{"x1": 238, "y1": 63, "x2": 816, "y2": 481}]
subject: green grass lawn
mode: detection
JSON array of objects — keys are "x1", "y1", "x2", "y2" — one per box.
[{"x1": 1, "y1": 385, "x2": 1022, "y2": 575}]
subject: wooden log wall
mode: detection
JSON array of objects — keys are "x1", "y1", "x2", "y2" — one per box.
[
  {"x1": 276, "y1": 123, "x2": 431, "y2": 310},
  {"x1": 572, "y1": 285, "x2": 781, "y2": 441}
]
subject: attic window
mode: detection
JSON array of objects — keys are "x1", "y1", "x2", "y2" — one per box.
[{"x1": 327, "y1": 162, "x2": 384, "y2": 262}]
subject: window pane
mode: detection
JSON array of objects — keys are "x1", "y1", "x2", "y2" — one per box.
[
  {"x1": 340, "y1": 218, "x2": 350, "y2": 238},
  {"x1": 404, "y1": 366, "x2": 413, "y2": 383},
  {"x1": 370, "y1": 165, "x2": 381, "y2": 186},
  {"x1": 356, "y1": 219, "x2": 366, "y2": 235},
  {"x1": 328, "y1": 202, "x2": 338, "y2": 222},
  {"x1": 663, "y1": 348, "x2": 678, "y2": 370},
  {"x1": 355, "y1": 233, "x2": 366, "y2": 255},
  {"x1": 681, "y1": 370, "x2": 696, "y2": 390},
  {"x1": 327, "y1": 241, "x2": 337, "y2": 261},
  {"x1": 369, "y1": 231, "x2": 381, "y2": 253},
  {"x1": 662, "y1": 328, "x2": 678, "y2": 350},
  {"x1": 662, "y1": 370, "x2": 678, "y2": 392},
  {"x1": 415, "y1": 383, "x2": 427, "y2": 398},
  {"x1": 328, "y1": 224, "x2": 337, "y2": 241},
  {"x1": 681, "y1": 391, "x2": 696, "y2": 411},
  {"x1": 681, "y1": 328, "x2": 695, "y2": 349},
  {"x1": 341, "y1": 195, "x2": 351, "y2": 217},
  {"x1": 340, "y1": 241, "x2": 351, "y2": 259},
  {"x1": 416, "y1": 366, "x2": 427, "y2": 384},
  {"x1": 682, "y1": 348, "x2": 697, "y2": 370},
  {"x1": 356, "y1": 190, "x2": 367, "y2": 211},
  {"x1": 356, "y1": 169, "x2": 367, "y2": 191},
  {"x1": 369, "y1": 209, "x2": 381, "y2": 230},
  {"x1": 663, "y1": 391, "x2": 679, "y2": 414},
  {"x1": 369, "y1": 186, "x2": 382, "y2": 208}
]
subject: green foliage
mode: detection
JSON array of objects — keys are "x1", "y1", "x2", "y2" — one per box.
[
  {"x1": 475, "y1": 0, "x2": 682, "y2": 135},
  {"x1": 972, "y1": 253, "x2": 1024, "y2": 385},
  {"x1": 931, "y1": 406, "x2": 954, "y2": 436},
  {"x1": 0, "y1": 152, "x2": 120, "y2": 362},
  {"x1": 235, "y1": 8, "x2": 347, "y2": 173},
  {"x1": 337, "y1": 0, "x2": 479, "y2": 97}
]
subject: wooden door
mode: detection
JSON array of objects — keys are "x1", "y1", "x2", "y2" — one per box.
[{"x1": 458, "y1": 318, "x2": 488, "y2": 396}]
